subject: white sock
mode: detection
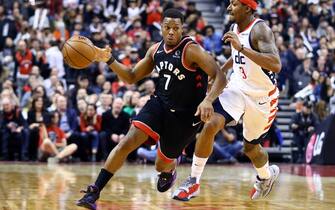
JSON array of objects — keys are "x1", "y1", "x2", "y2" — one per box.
[
  {"x1": 191, "y1": 154, "x2": 208, "y2": 183},
  {"x1": 254, "y1": 161, "x2": 271, "y2": 179}
]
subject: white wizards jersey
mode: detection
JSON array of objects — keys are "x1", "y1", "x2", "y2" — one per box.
[{"x1": 229, "y1": 19, "x2": 277, "y2": 97}]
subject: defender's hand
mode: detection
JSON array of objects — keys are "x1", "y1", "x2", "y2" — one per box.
[
  {"x1": 223, "y1": 31, "x2": 242, "y2": 51},
  {"x1": 94, "y1": 46, "x2": 112, "y2": 62},
  {"x1": 195, "y1": 99, "x2": 214, "y2": 122}
]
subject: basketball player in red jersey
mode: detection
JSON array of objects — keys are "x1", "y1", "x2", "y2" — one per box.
[
  {"x1": 76, "y1": 9, "x2": 227, "y2": 210},
  {"x1": 174, "y1": 0, "x2": 282, "y2": 201}
]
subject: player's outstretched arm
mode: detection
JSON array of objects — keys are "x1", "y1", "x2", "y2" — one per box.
[
  {"x1": 223, "y1": 22, "x2": 281, "y2": 73},
  {"x1": 185, "y1": 44, "x2": 227, "y2": 122},
  {"x1": 94, "y1": 45, "x2": 155, "y2": 84},
  {"x1": 220, "y1": 57, "x2": 233, "y2": 73}
]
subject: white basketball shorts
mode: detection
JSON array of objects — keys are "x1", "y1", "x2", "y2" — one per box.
[{"x1": 216, "y1": 84, "x2": 279, "y2": 142}]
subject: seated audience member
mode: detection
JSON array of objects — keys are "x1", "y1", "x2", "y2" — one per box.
[
  {"x1": 0, "y1": 97, "x2": 28, "y2": 160},
  {"x1": 79, "y1": 104, "x2": 102, "y2": 161},
  {"x1": 100, "y1": 98, "x2": 130, "y2": 160},
  {"x1": 39, "y1": 111, "x2": 78, "y2": 163},
  {"x1": 209, "y1": 127, "x2": 243, "y2": 164},
  {"x1": 27, "y1": 96, "x2": 49, "y2": 160}
]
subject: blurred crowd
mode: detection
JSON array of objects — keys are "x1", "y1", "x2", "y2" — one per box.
[{"x1": 0, "y1": 0, "x2": 334, "y2": 163}]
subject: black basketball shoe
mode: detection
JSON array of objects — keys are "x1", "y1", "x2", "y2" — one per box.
[
  {"x1": 76, "y1": 184, "x2": 100, "y2": 210},
  {"x1": 157, "y1": 170, "x2": 177, "y2": 192}
]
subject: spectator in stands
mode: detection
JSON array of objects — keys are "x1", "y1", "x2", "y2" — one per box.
[
  {"x1": 121, "y1": 47, "x2": 141, "y2": 68},
  {"x1": 0, "y1": 5, "x2": 17, "y2": 51},
  {"x1": 79, "y1": 104, "x2": 102, "y2": 162},
  {"x1": 145, "y1": 0, "x2": 162, "y2": 40},
  {"x1": 100, "y1": 97, "x2": 130, "y2": 160},
  {"x1": 313, "y1": 72, "x2": 333, "y2": 103},
  {"x1": 21, "y1": 84, "x2": 51, "y2": 109},
  {"x1": 92, "y1": 74, "x2": 106, "y2": 94},
  {"x1": 1, "y1": 37, "x2": 15, "y2": 71},
  {"x1": 122, "y1": 0, "x2": 146, "y2": 30},
  {"x1": 134, "y1": 94, "x2": 150, "y2": 115},
  {"x1": 102, "y1": 80, "x2": 113, "y2": 94},
  {"x1": 209, "y1": 127, "x2": 243, "y2": 164},
  {"x1": 0, "y1": 97, "x2": 28, "y2": 160},
  {"x1": 291, "y1": 100, "x2": 318, "y2": 163},
  {"x1": 0, "y1": 87, "x2": 19, "y2": 109},
  {"x1": 292, "y1": 54, "x2": 314, "y2": 94},
  {"x1": 27, "y1": 96, "x2": 49, "y2": 160},
  {"x1": 314, "y1": 100, "x2": 329, "y2": 122},
  {"x1": 104, "y1": 14, "x2": 120, "y2": 37},
  {"x1": 45, "y1": 40, "x2": 65, "y2": 78},
  {"x1": 15, "y1": 39, "x2": 34, "y2": 96},
  {"x1": 203, "y1": 25, "x2": 222, "y2": 55},
  {"x1": 138, "y1": 79, "x2": 155, "y2": 95},
  {"x1": 30, "y1": 65, "x2": 45, "y2": 83},
  {"x1": 125, "y1": 91, "x2": 140, "y2": 116},
  {"x1": 185, "y1": 1, "x2": 201, "y2": 30},
  {"x1": 137, "y1": 145, "x2": 157, "y2": 163},
  {"x1": 44, "y1": 68, "x2": 67, "y2": 97},
  {"x1": 97, "y1": 93, "x2": 113, "y2": 115},
  {"x1": 56, "y1": 95, "x2": 81, "y2": 160},
  {"x1": 68, "y1": 74, "x2": 94, "y2": 109},
  {"x1": 39, "y1": 111, "x2": 78, "y2": 163},
  {"x1": 77, "y1": 98, "x2": 88, "y2": 116}
]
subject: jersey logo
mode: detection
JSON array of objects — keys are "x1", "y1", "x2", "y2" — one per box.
[
  {"x1": 234, "y1": 51, "x2": 245, "y2": 65},
  {"x1": 192, "y1": 121, "x2": 202, "y2": 126},
  {"x1": 155, "y1": 61, "x2": 185, "y2": 80},
  {"x1": 173, "y1": 50, "x2": 181, "y2": 58},
  {"x1": 235, "y1": 50, "x2": 247, "y2": 79}
]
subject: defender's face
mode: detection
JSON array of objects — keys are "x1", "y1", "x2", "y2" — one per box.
[
  {"x1": 161, "y1": 18, "x2": 183, "y2": 46},
  {"x1": 227, "y1": 0, "x2": 246, "y2": 22}
]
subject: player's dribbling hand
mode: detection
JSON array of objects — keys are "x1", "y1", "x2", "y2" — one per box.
[
  {"x1": 195, "y1": 99, "x2": 214, "y2": 123},
  {"x1": 223, "y1": 31, "x2": 242, "y2": 51},
  {"x1": 94, "y1": 46, "x2": 112, "y2": 62}
]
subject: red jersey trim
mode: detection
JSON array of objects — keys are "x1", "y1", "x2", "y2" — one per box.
[
  {"x1": 237, "y1": 18, "x2": 258, "y2": 34},
  {"x1": 132, "y1": 120, "x2": 160, "y2": 141},
  {"x1": 163, "y1": 37, "x2": 188, "y2": 54},
  {"x1": 157, "y1": 147, "x2": 174, "y2": 163}
]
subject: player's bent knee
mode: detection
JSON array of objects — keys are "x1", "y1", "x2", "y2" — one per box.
[{"x1": 203, "y1": 120, "x2": 223, "y2": 135}]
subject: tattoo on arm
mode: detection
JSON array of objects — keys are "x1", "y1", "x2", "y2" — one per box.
[{"x1": 252, "y1": 22, "x2": 279, "y2": 56}]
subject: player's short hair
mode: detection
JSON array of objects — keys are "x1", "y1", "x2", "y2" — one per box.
[{"x1": 162, "y1": 8, "x2": 184, "y2": 24}]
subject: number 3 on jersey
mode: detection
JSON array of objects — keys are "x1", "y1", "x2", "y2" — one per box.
[
  {"x1": 239, "y1": 66, "x2": 247, "y2": 79},
  {"x1": 164, "y1": 74, "x2": 171, "y2": 90},
  {"x1": 235, "y1": 51, "x2": 247, "y2": 79}
]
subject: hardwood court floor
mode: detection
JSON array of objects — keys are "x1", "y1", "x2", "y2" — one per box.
[{"x1": 0, "y1": 163, "x2": 334, "y2": 210}]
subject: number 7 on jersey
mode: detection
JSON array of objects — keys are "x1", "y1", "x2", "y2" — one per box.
[{"x1": 164, "y1": 74, "x2": 171, "y2": 90}]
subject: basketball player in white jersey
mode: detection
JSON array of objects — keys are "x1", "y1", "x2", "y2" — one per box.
[{"x1": 173, "y1": 0, "x2": 282, "y2": 201}]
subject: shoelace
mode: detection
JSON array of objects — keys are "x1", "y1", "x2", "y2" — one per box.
[
  {"x1": 179, "y1": 177, "x2": 195, "y2": 192},
  {"x1": 80, "y1": 185, "x2": 97, "y2": 194}
]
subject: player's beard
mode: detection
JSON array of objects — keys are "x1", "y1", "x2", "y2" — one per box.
[{"x1": 229, "y1": 14, "x2": 235, "y2": 22}]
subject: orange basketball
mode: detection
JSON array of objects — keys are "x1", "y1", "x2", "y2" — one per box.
[{"x1": 61, "y1": 35, "x2": 95, "y2": 69}]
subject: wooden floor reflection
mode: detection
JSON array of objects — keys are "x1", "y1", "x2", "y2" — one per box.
[{"x1": 0, "y1": 163, "x2": 334, "y2": 210}]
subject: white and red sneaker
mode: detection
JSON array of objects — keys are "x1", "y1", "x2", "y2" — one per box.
[
  {"x1": 172, "y1": 176, "x2": 200, "y2": 201},
  {"x1": 250, "y1": 165, "x2": 280, "y2": 200}
]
